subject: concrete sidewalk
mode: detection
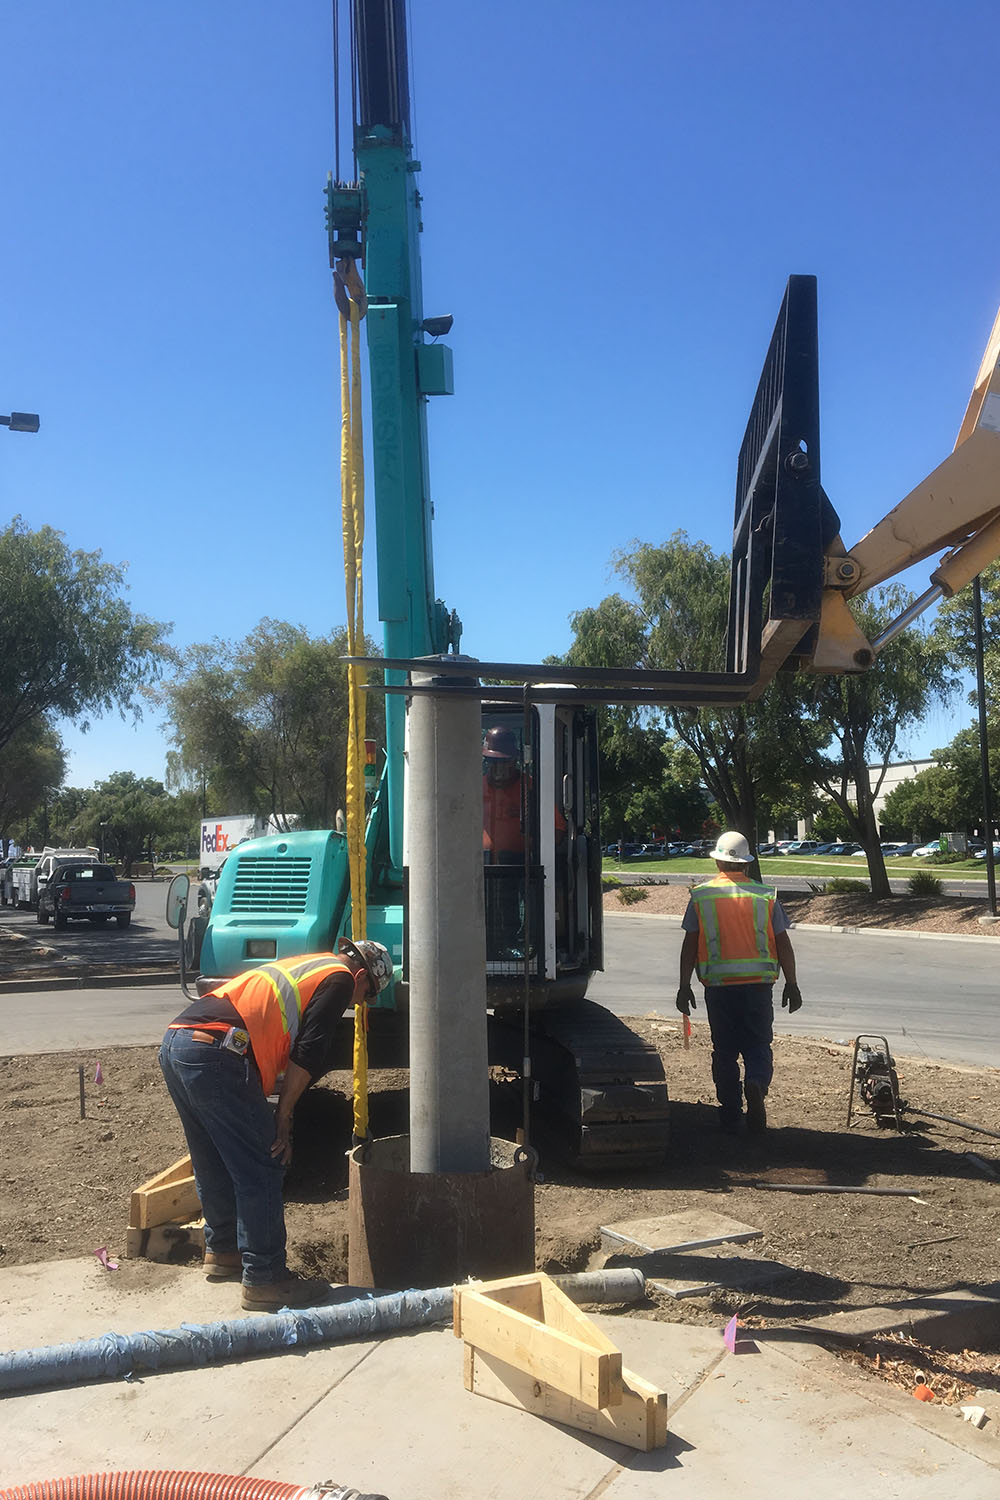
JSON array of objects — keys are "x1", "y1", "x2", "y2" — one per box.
[{"x1": 2, "y1": 1259, "x2": 998, "y2": 1497}]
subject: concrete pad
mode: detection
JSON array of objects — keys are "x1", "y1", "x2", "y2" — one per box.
[
  {"x1": 253, "y1": 1315, "x2": 725, "y2": 1498},
  {"x1": 644, "y1": 1251, "x2": 798, "y2": 1300},
  {"x1": 601, "y1": 1210, "x2": 762, "y2": 1257},
  {"x1": 0, "y1": 1259, "x2": 379, "y2": 1487},
  {"x1": 805, "y1": 1287, "x2": 1000, "y2": 1353},
  {"x1": 605, "y1": 1335, "x2": 1000, "y2": 1498}
]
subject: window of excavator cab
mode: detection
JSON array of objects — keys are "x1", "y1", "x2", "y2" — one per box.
[{"x1": 481, "y1": 711, "x2": 540, "y2": 861}]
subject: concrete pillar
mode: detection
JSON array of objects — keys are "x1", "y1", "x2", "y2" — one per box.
[{"x1": 407, "y1": 672, "x2": 490, "y2": 1173}]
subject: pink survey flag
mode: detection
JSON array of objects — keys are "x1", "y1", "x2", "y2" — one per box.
[
  {"x1": 95, "y1": 1062, "x2": 104, "y2": 1086},
  {"x1": 722, "y1": 1314, "x2": 739, "y2": 1352},
  {"x1": 94, "y1": 1247, "x2": 119, "y2": 1271}
]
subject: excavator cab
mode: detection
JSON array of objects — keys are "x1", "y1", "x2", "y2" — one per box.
[{"x1": 481, "y1": 703, "x2": 601, "y2": 1007}]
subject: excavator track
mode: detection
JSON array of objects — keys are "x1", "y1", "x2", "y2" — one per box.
[{"x1": 489, "y1": 1001, "x2": 670, "y2": 1172}]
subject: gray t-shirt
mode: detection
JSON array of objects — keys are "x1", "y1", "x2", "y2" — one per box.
[{"x1": 682, "y1": 887, "x2": 789, "y2": 934}]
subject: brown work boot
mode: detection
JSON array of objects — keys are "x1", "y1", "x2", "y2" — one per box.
[
  {"x1": 203, "y1": 1250, "x2": 243, "y2": 1281},
  {"x1": 241, "y1": 1271, "x2": 333, "y2": 1313}
]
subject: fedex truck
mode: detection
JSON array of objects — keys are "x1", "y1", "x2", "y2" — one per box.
[{"x1": 199, "y1": 816, "x2": 272, "y2": 877}]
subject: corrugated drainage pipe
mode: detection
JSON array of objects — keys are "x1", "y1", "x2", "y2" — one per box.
[
  {"x1": 0, "y1": 1478, "x2": 385, "y2": 1500},
  {"x1": 0, "y1": 1270, "x2": 644, "y2": 1397}
]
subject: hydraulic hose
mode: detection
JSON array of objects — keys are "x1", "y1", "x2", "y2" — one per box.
[
  {"x1": 0, "y1": 1478, "x2": 385, "y2": 1500},
  {"x1": 0, "y1": 1270, "x2": 644, "y2": 1396}
]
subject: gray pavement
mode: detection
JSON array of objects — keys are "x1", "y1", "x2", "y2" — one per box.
[
  {"x1": 592, "y1": 913, "x2": 1000, "y2": 1068},
  {"x1": 2, "y1": 1258, "x2": 998, "y2": 1496}
]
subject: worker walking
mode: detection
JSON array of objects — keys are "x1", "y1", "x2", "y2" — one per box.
[
  {"x1": 676, "y1": 831, "x2": 801, "y2": 1134},
  {"x1": 158, "y1": 938, "x2": 393, "y2": 1310}
]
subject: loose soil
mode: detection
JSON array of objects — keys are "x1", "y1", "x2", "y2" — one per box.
[{"x1": 4, "y1": 1024, "x2": 1000, "y2": 1394}]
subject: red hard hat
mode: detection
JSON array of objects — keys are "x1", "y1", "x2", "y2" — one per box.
[{"x1": 482, "y1": 726, "x2": 519, "y2": 760}]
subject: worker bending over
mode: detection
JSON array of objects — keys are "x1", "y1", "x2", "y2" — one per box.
[
  {"x1": 159, "y1": 938, "x2": 392, "y2": 1310},
  {"x1": 676, "y1": 831, "x2": 801, "y2": 1134}
]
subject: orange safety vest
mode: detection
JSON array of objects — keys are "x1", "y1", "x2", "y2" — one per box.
[
  {"x1": 204, "y1": 954, "x2": 354, "y2": 1094},
  {"x1": 482, "y1": 773, "x2": 568, "y2": 855},
  {"x1": 690, "y1": 873, "x2": 779, "y2": 987}
]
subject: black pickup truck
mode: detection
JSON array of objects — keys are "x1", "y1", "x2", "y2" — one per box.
[{"x1": 36, "y1": 862, "x2": 136, "y2": 930}]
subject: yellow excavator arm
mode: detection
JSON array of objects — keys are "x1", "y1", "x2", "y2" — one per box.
[{"x1": 811, "y1": 304, "x2": 1000, "y2": 671}]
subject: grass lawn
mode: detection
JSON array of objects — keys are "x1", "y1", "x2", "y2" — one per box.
[{"x1": 602, "y1": 855, "x2": 991, "y2": 881}]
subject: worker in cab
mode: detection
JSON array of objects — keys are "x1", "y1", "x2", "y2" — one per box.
[
  {"x1": 482, "y1": 726, "x2": 566, "y2": 957},
  {"x1": 675, "y1": 831, "x2": 801, "y2": 1135},
  {"x1": 158, "y1": 938, "x2": 393, "y2": 1311}
]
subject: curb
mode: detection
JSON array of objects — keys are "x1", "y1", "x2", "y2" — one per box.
[
  {"x1": 604, "y1": 909, "x2": 1000, "y2": 945},
  {"x1": 0, "y1": 969, "x2": 178, "y2": 996}
]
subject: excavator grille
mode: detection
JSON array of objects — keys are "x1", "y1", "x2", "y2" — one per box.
[{"x1": 228, "y1": 856, "x2": 312, "y2": 913}]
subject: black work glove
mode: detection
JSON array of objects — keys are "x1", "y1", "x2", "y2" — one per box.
[
  {"x1": 676, "y1": 984, "x2": 696, "y2": 1016},
  {"x1": 782, "y1": 982, "x2": 802, "y2": 1013}
]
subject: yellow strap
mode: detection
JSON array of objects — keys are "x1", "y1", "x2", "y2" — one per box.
[{"x1": 338, "y1": 259, "x2": 369, "y2": 1142}]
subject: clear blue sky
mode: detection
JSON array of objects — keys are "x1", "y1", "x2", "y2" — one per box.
[{"x1": 2, "y1": 0, "x2": 995, "y2": 787}]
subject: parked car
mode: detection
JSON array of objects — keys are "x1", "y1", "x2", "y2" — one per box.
[
  {"x1": 974, "y1": 844, "x2": 1000, "y2": 860},
  {"x1": 827, "y1": 842, "x2": 861, "y2": 855},
  {"x1": 883, "y1": 843, "x2": 919, "y2": 857},
  {"x1": 913, "y1": 841, "x2": 944, "y2": 857},
  {"x1": 36, "y1": 862, "x2": 136, "y2": 930},
  {"x1": 783, "y1": 840, "x2": 820, "y2": 855}
]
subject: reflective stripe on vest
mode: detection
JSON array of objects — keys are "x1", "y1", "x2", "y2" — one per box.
[
  {"x1": 209, "y1": 956, "x2": 352, "y2": 1094},
  {"x1": 691, "y1": 876, "x2": 779, "y2": 986}
]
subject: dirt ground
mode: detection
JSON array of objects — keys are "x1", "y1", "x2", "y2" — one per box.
[
  {"x1": 4, "y1": 1025, "x2": 1000, "y2": 1347},
  {"x1": 3, "y1": 887, "x2": 997, "y2": 1406}
]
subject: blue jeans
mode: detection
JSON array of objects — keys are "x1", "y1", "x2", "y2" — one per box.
[
  {"x1": 703, "y1": 984, "x2": 774, "y2": 1120},
  {"x1": 158, "y1": 1028, "x2": 287, "y2": 1284}
]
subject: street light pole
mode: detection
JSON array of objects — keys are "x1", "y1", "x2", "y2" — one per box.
[
  {"x1": 0, "y1": 412, "x2": 40, "y2": 433},
  {"x1": 972, "y1": 575, "x2": 997, "y2": 919}
]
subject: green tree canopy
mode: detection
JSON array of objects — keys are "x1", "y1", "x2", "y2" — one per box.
[
  {"x1": 161, "y1": 619, "x2": 384, "y2": 829},
  {"x1": 74, "y1": 772, "x2": 174, "y2": 874},
  {"x1": 0, "y1": 518, "x2": 167, "y2": 753},
  {"x1": 566, "y1": 536, "x2": 821, "y2": 858},
  {"x1": 0, "y1": 719, "x2": 66, "y2": 849},
  {"x1": 776, "y1": 587, "x2": 959, "y2": 896}
]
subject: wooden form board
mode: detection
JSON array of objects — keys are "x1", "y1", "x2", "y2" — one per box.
[
  {"x1": 464, "y1": 1345, "x2": 668, "y2": 1453},
  {"x1": 129, "y1": 1153, "x2": 200, "y2": 1230},
  {"x1": 455, "y1": 1273, "x2": 623, "y2": 1412},
  {"x1": 126, "y1": 1154, "x2": 202, "y2": 1258},
  {"x1": 455, "y1": 1273, "x2": 668, "y2": 1452}
]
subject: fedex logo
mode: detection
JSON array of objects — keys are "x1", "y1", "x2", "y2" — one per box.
[{"x1": 202, "y1": 825, "x2": 232, "y2": 855}]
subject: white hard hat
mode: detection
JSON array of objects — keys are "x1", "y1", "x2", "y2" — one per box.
[
  {"x1": 710, "y1": 831, "x2": 753, "y2": 864},
  {"x1": 339, "y1": 937, "x2": 394, "y2": 994}
]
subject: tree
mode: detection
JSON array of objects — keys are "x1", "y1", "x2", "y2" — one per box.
[
  {"x1": 161, "y1": 619, "x2": 384, "y2": 829},
  {"x1": 880, "y1": 763, "x2": 965, "y2": 841},
  {"x1": 0, "y1": 518, "x2": 167, "y2": 754},
  {"x1": 776, "y1": 587, "x2": 959, "y2": 897},
  {"x1": 0, "y1": 719, "x2": 66, "y2": 851},
  {"x1": 566, "y1": 537, "x2": 819, "y2": 859},
  {"x1": 74, "y1": 772, "x2": 174, "y2": 874}
]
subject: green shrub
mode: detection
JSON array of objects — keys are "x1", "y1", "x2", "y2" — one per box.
[
  {"x1": 617, "y1": 884, "x2": 649, "y2": 906},
  {"x1": 602, "y1": 875, "x2": 621, "y2": 893},
  {"x1": 908, "y1": 870, "x2": 943, "y2": 896},
  {"x1": 825, "y1": 877, "x2": 870, "y2": 894}
]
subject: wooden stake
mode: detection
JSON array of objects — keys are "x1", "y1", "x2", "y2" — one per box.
[{"x1": 78, "y1": 1064, "x2": 85, "y2": 1119}]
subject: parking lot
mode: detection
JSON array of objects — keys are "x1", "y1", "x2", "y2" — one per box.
[{"x1": 0, "y1": 878, "x2": 177, "y2": 975}]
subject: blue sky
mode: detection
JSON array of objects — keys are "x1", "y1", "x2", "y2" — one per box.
[{"x1": 2, "y1": 0, "x2": 996, "y2": 787}]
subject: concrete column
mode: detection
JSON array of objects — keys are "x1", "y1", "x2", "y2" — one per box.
[{"x1": 407, "y1": 672, "x2": 490, "y2": 1173}]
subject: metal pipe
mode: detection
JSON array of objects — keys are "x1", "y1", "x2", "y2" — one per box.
[
  {"x1": 869, "y1": 584, "x2": 943, "y2": 653},
  {"x1": 973, "y1": 575, "x2": 998, "y2": 917},
  {"x1": 909, "y1": 1107, "x2": 1000, "y2": 1142},
  {"x1": 408, "y1": 671, "x2": 491, "y2": 1173}
]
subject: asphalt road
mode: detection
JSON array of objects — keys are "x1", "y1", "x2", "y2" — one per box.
[
  {"x1": 0, "y1": 878, "x2": 176, "y2": 967},
  {"x1": 3, "y1": 908, "x2": 998, "y2": 1070},
  {"x1": 590, "y1": 913, "x2": 1000, "y2": 1069}
]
